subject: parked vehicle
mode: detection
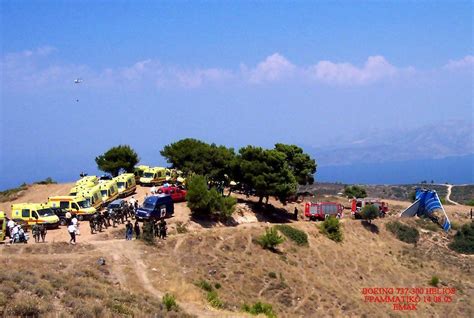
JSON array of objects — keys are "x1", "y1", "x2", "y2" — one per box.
[
  {"x1": 140, "y1": 167, "x2": 167, "y2": 186},
  {"x1": 76, "y1": 175, "x2": 99, "y2": 186},
  {"x1": 0, "y1": 211, "x2": 6, "y2": 241},
  {"x1": 134, "y1": 165, "x2": 150, "y2": 183},
  {"x1": 113, "y1": 173, "x2": 137, "y2": 197},
  {"x1": 107, "y1": 199, "x2": 127, "y2": 226},
  {"x1": 135, "y1": 195, "x2": 174, "y2": 221},
  {"x1": 157, "y1": 186, "x2": 187, "y2": 202},
  {"x1": 77, "y1": 185, "x2": 104, "y2": 211},
  {"x1": 48, "y1": 196, "x2": 96, "y2": 220},
  {"x1": 49, "y1": 207, "x2": 69, "y2": 226},
  {"x1": 99, "y1": 180, "x2": 119, "y2": 205},
  {"x1": 11, "y1": 203, "x2": 60, "y2": 228},
  {"x1": 304, "y1": 202, "x2": 344, "y2": 221},
  {"x1": 351, "y1": 198, "x2": 389, "y2": 219}
]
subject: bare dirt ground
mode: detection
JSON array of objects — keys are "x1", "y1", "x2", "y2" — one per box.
[{"x1": 1, "y1": 184, "x2": 473, "y2": 317}]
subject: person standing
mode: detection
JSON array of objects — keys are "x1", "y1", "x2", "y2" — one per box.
[
  {"x1": 293, "y1": 207, "x2": 298, "y2": 221},
  {"x1": 40, "y1": 224, "x2": 47, "y2": 243},
  {"x1": 72, "y1": 215, "x2": 80, "y2": 235},
  {"x1": 151, "y1": 185, "x2": 157, "y2": 195},
  {"x1": 125, "y1": 221, "x2": 133, "y2": 240},
  {"x1": 159, "y1": 218, "x2": 167, "y2": 240},
  {"x1": 32, "y1": 223, "x2": 40, "y2": 243},
  {"x1": 68, "y1": 222, "x2": 76, "y2": 245},
  {"x1": 7, "y1": 218, "x2": 15, "y2": 239},
  {"x1": 134, "y1": 221, "x2": 140, "y2": 239}
]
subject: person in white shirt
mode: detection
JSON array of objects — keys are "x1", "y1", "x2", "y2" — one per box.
[
  {"x1": 129, "y1": 196, "x2": 136, "y2": 206},
  {"x1": 71, "y1": 215, "x2": 80, "y2": 235},
  {"x1": 7, "y1": 219, "x2": 14, "y2": 238},
  {"x1": 10, "y1": 224, "x2": 19, "y2": 244},
  {"x1": 68, "y1": 223, "x2": 76, "y2": 245},
  {"x1": 150, "y1": 185, "x2": 157, "y2": 195}
]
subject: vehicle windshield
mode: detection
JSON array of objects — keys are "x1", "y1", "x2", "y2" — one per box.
[
  {"x1": 101, "y1": 190, "x2": 108, "y2": 197},
  {"x1": 143, "y1": 172, "x2": 155, "y2": 178},
  {"x1": 117, "y1": 182, "x2": 125, "y2": 189},
  {"x1": 109, "y1": 204, "x2": 119, "y2": 209},
  {"x1": 77, "y1": 200, "x2": 91, "y2": 208},
  {"x1": 37, "y1": 208, "x2": 55, "y2": 216},
  {"x1": 143, "y1": 201, "x2": 154, "y2": 210}
]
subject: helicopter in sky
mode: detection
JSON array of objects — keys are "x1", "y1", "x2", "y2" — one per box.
[{"x1": 74, "y1": 78, "x2": 83, "y2": 84}]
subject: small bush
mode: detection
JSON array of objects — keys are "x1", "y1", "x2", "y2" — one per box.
[
  {"x1": 162, "y1": 293, "x2": 179, "y2": 311},
  {"x1": 6, "y1": 297, "x2": 43, "y2": 316},
  {"x1": 206, "y1": 290, "x2": 223, "y2": 309},
  {"x1": 141, "y1": 221, "x2": 155, "y2": 245},
  {"x1": 34, "y1": 177, "x2": 57, "y2": 185},
  {"x1": 360, "y1": 204, "x2": 379, "y2": 223},
  {"x1": 195, "y1": 279, "x2": 213, "y2": 292},
  {"x1": 175, "y1": 221, "x2": 188, "y2": 234},
  {"x1": 108, "y1": 301, "x2": 133, "y2": 316},
  {"x1": 258, "y1": 227, "x2": 285, "y2": 251},
  {"x1": 320, "y1": 217, "x2": 343, "y2": 242},
  {"x1": 465, "y1": 199, "x2": 474, "y2": 206},
  {"x1": 415, "y1": 218, "x2": 440, "y2": 232},
  {"x1": 214, "y1": 283, "x2": 221, "y2": 290},
  {"x1": 268, "y1": 272, "x2": 277, "y2": 279},
  {"x1": 275, "y1": 225, "x2": 308, "y2": 246},
  {"x1": 242, "y1": 301, "x2": 276, "y2": 318},
  {"x1": 186, "y1": 175, "x2": 237, "y2": 220},
  {"x1": 344, "y1": 185, "x2": 367, "y2": 199},
  {"x1": 449, "y1": 222, "x2": 474, "y2": 254},
  {"x1": 386, "y1": 221, "x2": 419, "y2": 244},
  {"x1": 429, "y1": 276, "x2": 440, "y2": 287}
]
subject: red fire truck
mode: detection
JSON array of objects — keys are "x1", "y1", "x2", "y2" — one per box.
[
  {"x1": 351, "y1": 198, "x2": 388, "y2": 219},
  {"x1": 304, "y1": 202, "x2": 344, "y2": 221}
]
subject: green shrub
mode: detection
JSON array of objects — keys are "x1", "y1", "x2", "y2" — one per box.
[
  {"x1": 258, "y1": 227, "x2": 285, "y2": 251},
  {"x1": 465, "y1": 199, "x2": 474, "y2": 206},
  {"x1": 449, "y1": 222, "x2": 474, "y2": 254},
  {"x1": 320, "y1": 217, "x2": 343, "y2": 242},
  {"x1": 214, "y1": 283, "x2": 221, "y2": 290},
  {"x1": 344, "y1": 185, "x2": 367, "y2": 199},
  {"x1": 386, "y1": 221, "x2": 419, "y2": 244},
  {"x1": 6, "y1": 297, "x2": 42, "y2": 316},
  {"x1": 275, "y1": 225, "x2": 308, "y2": 246},
  {"x1": 186, "y1": 175, "x2": 236, "y2": 220},
  {"x1": 175, "y1": 221, "x2": 188, "y2": 234},
  {"x1": 268, "y1": 272, "x2": 277, "y2": 279},
  {"x1": 195, "y1": 279, "x2": 213, "y2": 292},
  {"x1": 242, "y1": 301, "x2": 276, "y2": 318},
  {"x1": 415, "y1": 218, "x2": 440, "y2": 232},
  {"x1": 141, "y1": 221, "x2": 155, "y2": 245},
  {"x1": 360, "y1": 205, "x2": 379, "y2": 223},
  {"x1": 429, "y1": 276, "x2": 440, "y2": 287},
  {"x1": 162, "y1": 293, "x2": 179, "y2": 311},
  {"x1": 206, "y1": 290, "x2": 223, "y2": 308},
  {"x1": 34, "y1": 177, "x2": 57, "y2": 185}
]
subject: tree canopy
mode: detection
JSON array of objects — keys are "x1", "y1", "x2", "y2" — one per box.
[
  {"x1": 160, "y1": 139, "x2": 317, "y2": 204},
  {"x1": 344, "y1": 185, "x2": 368, "y2": 198},
  {"x1": 95, "y1": 145, "x2": 139, "y2": 177},
  {"x1": 274, "y1": 143, "x2": 317, "y2": 185},
  {"x1": 160, "y1": 138, "x2": 235, "y2": 182}
]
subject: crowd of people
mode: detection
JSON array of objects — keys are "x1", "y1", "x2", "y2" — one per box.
[{"x1": 4, "y1": 218, "x2": 30, "y2": 244}]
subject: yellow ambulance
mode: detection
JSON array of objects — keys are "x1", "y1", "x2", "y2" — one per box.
[
  {"x1": 0, "y1": 211, "x2": 6, "y2": 241},
  {"x1": 99, "y1": 180, "x2": 119, "y2": 205},
  {"x1": 48, "y1": 196, "x2": 96, "y2": 220},
  {"x1": 134, "y1": 165, "x2": 150, "y2": 183},
  {"x1": 113, "y1": 173, "x2": 137, "y2": 197},
  {"x1": 140, "y1": 167, "x2": 167, "y2": 186},
  {"x1": 11, "y1": 203, "x2": 60, "y2": 228},
  {"x1": 76, "y1": 185, "x2": 103, "y2": 210}
]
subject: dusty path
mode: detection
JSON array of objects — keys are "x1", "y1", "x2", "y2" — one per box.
[{"x1": 446, "y1": 184, "x2": 460, "y2": 205}]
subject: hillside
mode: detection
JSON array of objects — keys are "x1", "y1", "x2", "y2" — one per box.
[{"x1": 0, "y1": 184, "x2": 473, "y2": 317}]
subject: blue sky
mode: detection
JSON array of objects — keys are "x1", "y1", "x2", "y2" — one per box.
[{"x1": 1, "y1": 1, "x2": 473, "y2": 189}]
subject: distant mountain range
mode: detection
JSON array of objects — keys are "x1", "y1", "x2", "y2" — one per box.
[
  {"x1": 306, "y1": 120, "x2": 473, "y2": 166},
  {"x1": 304, "y1": 120, "x2": 474, "y2": 184}
]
